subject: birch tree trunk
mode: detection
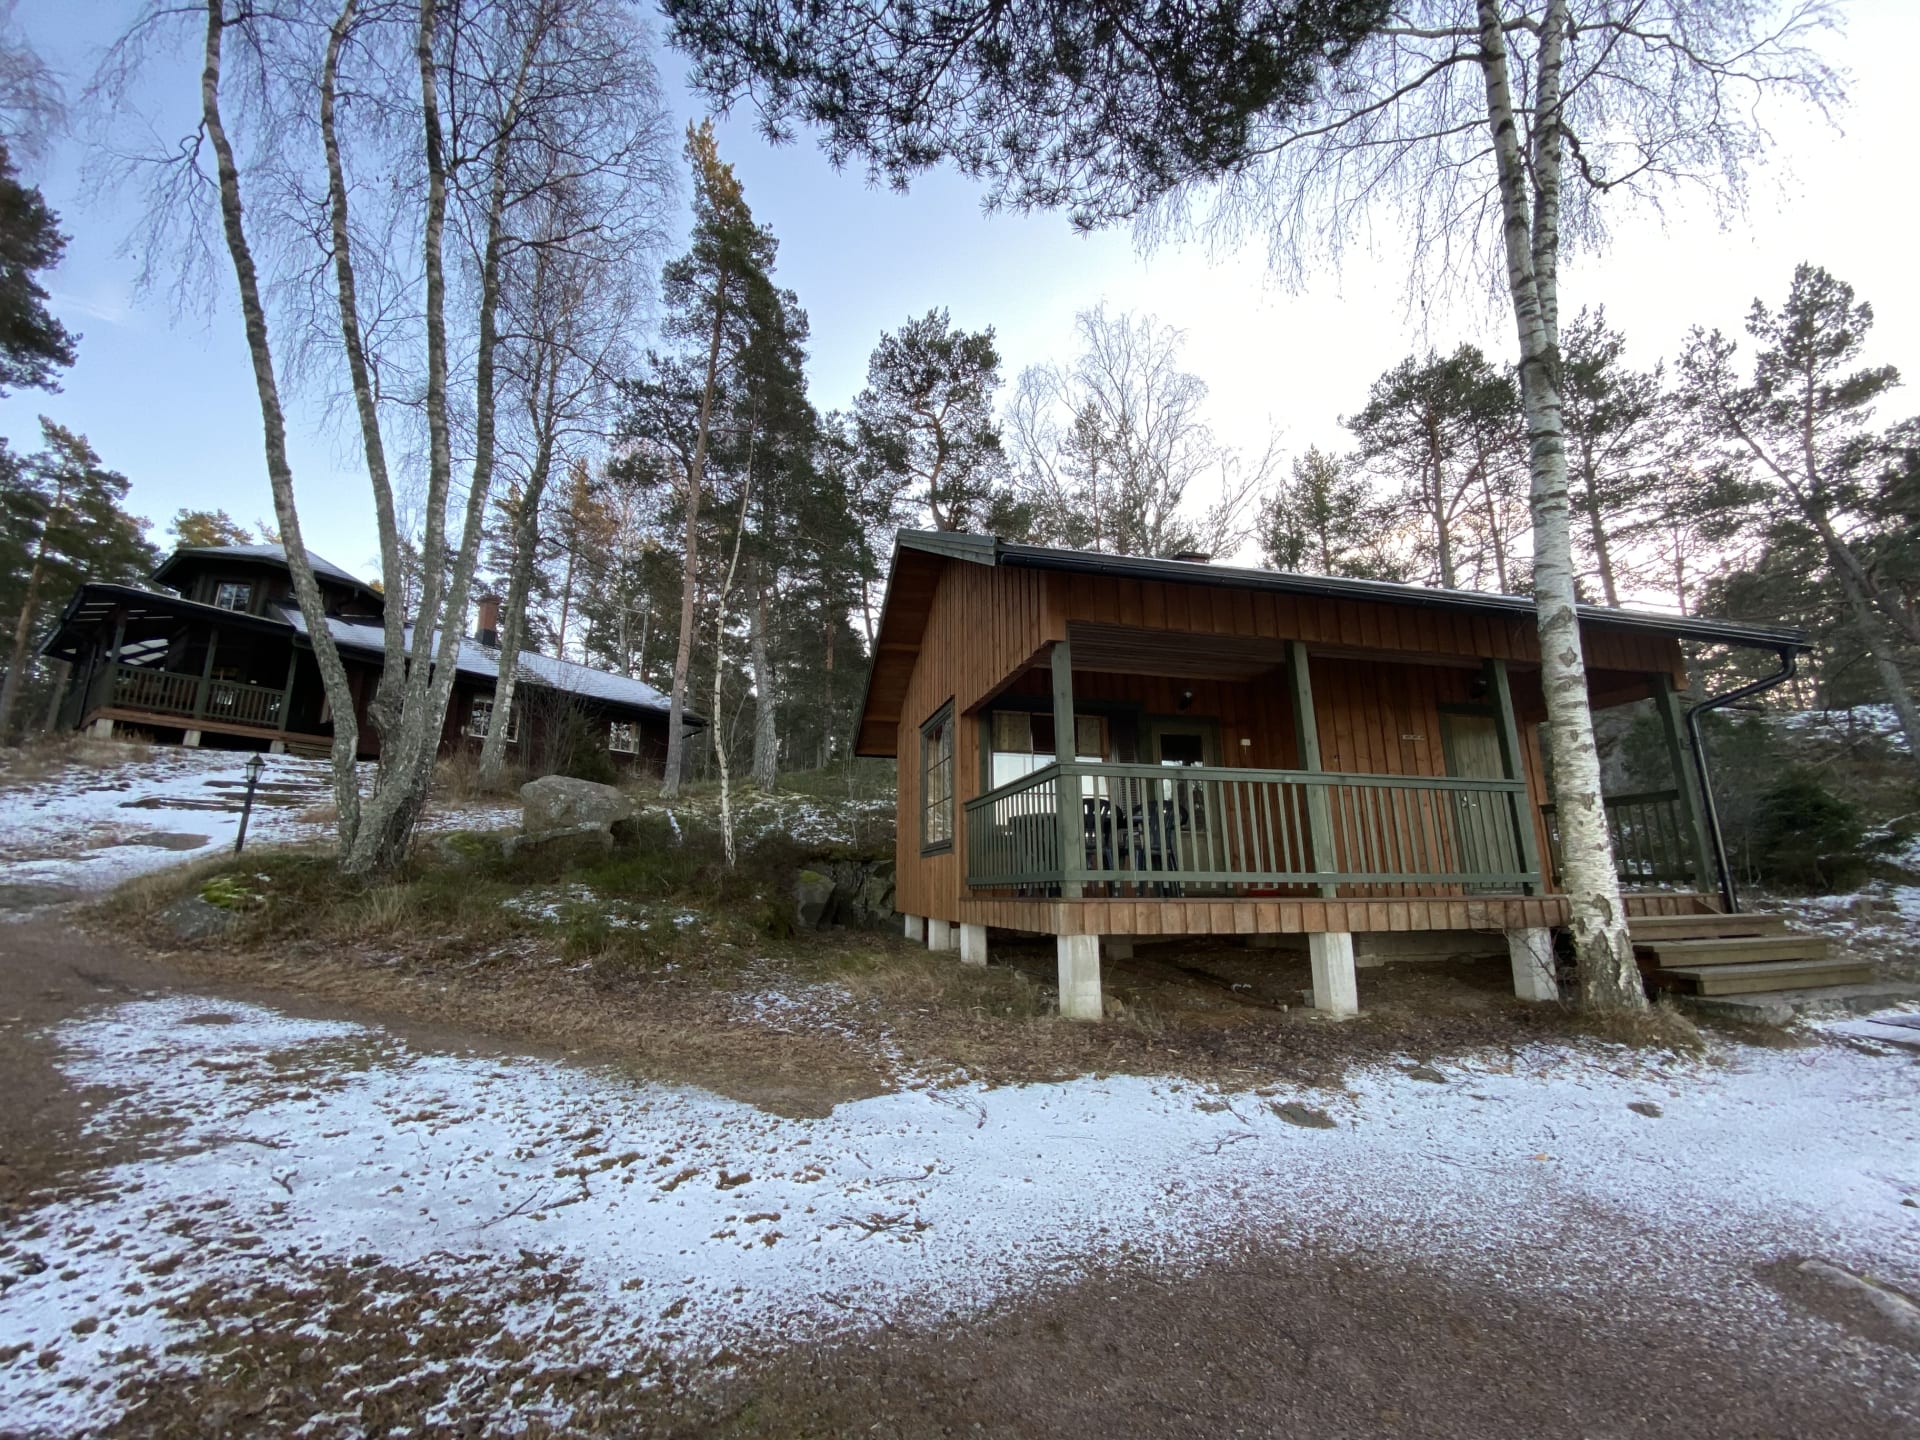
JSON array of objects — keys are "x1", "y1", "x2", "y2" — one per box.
[
  {"x1": 712, "y1": 478, "x2": 753, "y2": 864},
  {"x1": 748, "y1": 563, "x2": 778, "y2": 789},
  {"x1": 1477, "y1": 0, "x2": 1642, "y2": 1010},
  {"x1": 199, "y1": 0, "x2": 365, "y2": 842},
  {"x1": 479, "y1": 350, "x2": 562, "y2": 785},
  {"x1": 662, "y1": 279, "x2": 730, "y2": 797},
  {"x1": 321, "y1": 0, "x2": 408, "y2": 744}
]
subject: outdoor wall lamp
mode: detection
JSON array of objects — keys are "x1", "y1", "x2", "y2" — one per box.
[{"x1": 1178, "y1": 688, "x2": 1195, "y2": 712}]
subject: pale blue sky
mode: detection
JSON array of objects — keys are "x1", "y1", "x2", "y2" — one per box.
[{"x1": 4, "y1": 1, "x2": 1916, "y2": 583}]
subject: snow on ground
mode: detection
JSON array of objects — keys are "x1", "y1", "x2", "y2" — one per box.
[
  {"x1": 1774, "y1": 703, "x2": 1911, "y2": 752},
  {"x1": 3, "y1": 996, "x2": 1916, "y2": 1434},
  {"x1": 0, "y1": 748, "x2": 518, "y2": 899}
]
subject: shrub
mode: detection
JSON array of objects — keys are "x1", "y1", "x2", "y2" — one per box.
[{"x1": 1749, "y1": 770, "x2": 1900, "y2": 891}]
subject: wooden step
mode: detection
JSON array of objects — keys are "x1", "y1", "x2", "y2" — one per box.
[
  {"x1": 1628, "y1": 913, "x2": 1790, "y2": 940},
  {"x1": 1651, "y1": 958, "x2": 1877, "y2": 996},
  {"x1": 1635, "y1": 934, "x2": 1830, "y2": 967}
]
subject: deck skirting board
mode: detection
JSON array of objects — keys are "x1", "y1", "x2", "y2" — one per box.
[{"x1": 953, "y1": 892, "x2": 1717, "y2": 936}]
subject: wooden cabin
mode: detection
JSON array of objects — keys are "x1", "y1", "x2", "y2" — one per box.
[
  {"x1": 40, "y1": 544, "x2": 692, "y2": 773},
  {"x1": 855, "y1": 531, "x2": 1808, "y2": 1019}
]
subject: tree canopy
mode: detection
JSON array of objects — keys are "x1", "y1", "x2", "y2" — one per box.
[{"x1": 662, "y1": 1, "x2": 1393, "y2": 227}]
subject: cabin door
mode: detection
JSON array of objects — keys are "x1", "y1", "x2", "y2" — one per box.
[
  {"x1": 1149, "y1": 722, "x2": 1223, "y2": 885},
  {"x1": 1439, "y1": 711, "x2": 1515, "y2": 889}
]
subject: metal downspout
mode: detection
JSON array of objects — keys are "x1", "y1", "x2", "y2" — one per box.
[{"x1": 1683, "y1": 645, "x2": 1800, "y2": 914}]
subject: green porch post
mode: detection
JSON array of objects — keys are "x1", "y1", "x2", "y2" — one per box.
[
  {"x1": 1286, "y1": 640, "x2": 1336, "y2": 899},
  {"x1": 1652, "y1": 671, "x2": 1717, "y2": 894},
  {"x1": 1486, "y1": 658, "x2": 1544, "y2": 894},
  {"x1": 193, "y1": 627, "x2": 220, "y2": 721},
  {"x1": 1051, "y1": 639, "x2": 1083, "y2": 899}
]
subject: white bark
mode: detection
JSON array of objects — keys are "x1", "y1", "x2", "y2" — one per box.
[
  {"x1": 1476, "y1": 0, "x2": 1642, "y2": 1010},
  {"x1": 712, "y1": 473, "x2": 753, "y2": 866},
  {"x1": 663, "y1": 277, "x2": 729, "y2": 797},
  {"x1": 199, "y1": 0, "x2": 365, "y2": 841}
]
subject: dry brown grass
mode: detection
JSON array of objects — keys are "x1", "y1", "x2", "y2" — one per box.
[{"x1": 0, "y1": 732, "x2": 156, "y2": 790}]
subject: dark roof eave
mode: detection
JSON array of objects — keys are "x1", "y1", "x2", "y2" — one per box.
[{"x1": 896, "y1": 532, "x2": 1810, "y2": 653}]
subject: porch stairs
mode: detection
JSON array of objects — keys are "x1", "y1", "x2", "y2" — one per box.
[{"x1": 1629, "y1": 912, "x2": 1873, "y2": 997}]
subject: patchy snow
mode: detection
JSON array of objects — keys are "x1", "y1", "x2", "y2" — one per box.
[
  {"x1": 0, "y1": 750, "x2": 333, "y2": 895},
  {"x1": 3, "y1": 997, "x2": 1916, "y2": 1434},
  {"x1": 1774, "y1": 703, "x2": 1911, "y2": 752},
  {"x1": 0, "y1": 749, "x2": 517, "y2": 903}
]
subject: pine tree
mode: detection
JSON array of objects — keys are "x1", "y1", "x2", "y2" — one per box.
[
  {"x1": 1260, "y1": 446, "x2": 1404, "y2": 579},
  {"x1": 0, "y1": 421, "x2": 156, "y2": 738},
  {"x1": 854, "y1": 309, "x2": 1010, "y2": 533},
  {"x1": 1347, "y1": 346, "x2": 1524, "y2": 591},
  {"x1": 1560, "y1": 308, "x2": 1668, "y2": 606},
  {"x1": 170, "y1": 507, "x2": 257, "y2": 548},
  {"x1": 1681, "y1": 264, "x2": 1920, "y2": 765}
]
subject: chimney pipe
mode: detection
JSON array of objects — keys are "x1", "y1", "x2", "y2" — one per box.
[{"x1": 476, "y1": 593, "x2": 501, "y2": 648}]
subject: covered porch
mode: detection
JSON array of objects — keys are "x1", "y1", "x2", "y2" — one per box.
[
  {"x1": 958, "y1": 628, "x2": 1716, "y2": 910},
  {"x1": 928, "y1": 625, "x2": 1719, "y2": 1017},
  {"x1": 45, "y1": 585, "x2": 334, "y2": 753}
]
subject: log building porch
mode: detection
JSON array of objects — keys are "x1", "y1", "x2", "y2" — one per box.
[{"x1": 857, "y1": 532, "x2": 1807, "y2": 1020}]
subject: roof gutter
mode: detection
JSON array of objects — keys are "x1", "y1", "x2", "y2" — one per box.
[{"x1": 1684, "y1": 645, "x2": 1801, "y2": 915}]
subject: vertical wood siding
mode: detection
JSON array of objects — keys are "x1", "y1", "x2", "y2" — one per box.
[{"x1": 892, "y1": 561, "x2": 1686, "y2": 923}]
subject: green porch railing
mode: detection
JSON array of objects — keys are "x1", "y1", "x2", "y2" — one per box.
[
  {"x1": 1540, "y1": 788, "x2": 1697, "y2": 887},
  {"x1": 963, "y1": 761, "x2": 1539, "y2": 894}
]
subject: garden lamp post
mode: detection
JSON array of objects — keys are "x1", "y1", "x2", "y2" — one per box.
[{"x1": 235, "y1": 752, "x2": 265, "y2": 854}]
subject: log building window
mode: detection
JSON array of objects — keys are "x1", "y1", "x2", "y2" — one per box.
[
  {"x1": 608, "y1": 720, "x2": 638, "y2": 754},
  {"x1": 467, "y1": 696, "x2": 517, "y2": 743},
  {"x1": 213, "y1": 581, "x2": 253, "y2": 612},
  {"x1": 920, "y1": 701, "x2": 954, "y2": 854}
]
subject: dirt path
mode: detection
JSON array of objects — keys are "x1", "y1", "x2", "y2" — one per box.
[{"x1": 3, "y1": 913, "x2": 1916, "y2": 1439}]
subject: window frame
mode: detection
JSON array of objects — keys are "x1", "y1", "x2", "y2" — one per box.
[
  {"x1": 607, "y1": 720, "x2": 639, "y2": 754},
  {"x1": 467, "y1": 696, "x2": 518, "y2": 744},
  {"x1": 213, "y1": 580, "x2": 254, "y2": 613},
  {"x1": 919, "y1": 700, "x2": 956, "y2": 856}
]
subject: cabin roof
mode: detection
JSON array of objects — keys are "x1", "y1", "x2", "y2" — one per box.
[
  {"x1": 152, "y1": 544, "x2": 383, "y2": 603},
  {"x1": 39, "y1": 580, "x2": 697, "y2": 723},
  {"x1": 854, "y1": 530, "x2": 1811, "y2": 757},
  {"x1": 278, "y1": 607, "x2": 699, "y2": 722}
]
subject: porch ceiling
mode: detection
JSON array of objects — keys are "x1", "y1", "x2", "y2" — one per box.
[{"x1": 1065, "y1": 622, "x2": 1290, "y2": 680}]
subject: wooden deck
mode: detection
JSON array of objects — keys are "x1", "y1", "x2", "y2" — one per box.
[
  {"x1": 83, "y1": 705, "x2": 333, "y2": 752},
  {"x1": 959, "y1": 890, "x2": 1720, "y2": 937}
]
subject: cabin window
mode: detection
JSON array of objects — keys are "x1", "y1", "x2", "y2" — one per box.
[
  {"x1": 988, "y1": 709, "x2": 1106, "y2": 787},
  {"x1": 213, "y1": 581, "x2": 253, "y2": 612},
  {"x1": 608, "y1": 721, "x2": 638, "y2": 754},
  {"x1": 467, "y1": 696, "x2": 517, "y2": 743},
  {"x1": 920, "y1": 702, "x2": 954, "y2": 853}
]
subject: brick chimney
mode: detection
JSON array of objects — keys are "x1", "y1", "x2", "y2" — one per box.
[{"x1": 475, "y1": 593, "x2": 500, "y2": 648}]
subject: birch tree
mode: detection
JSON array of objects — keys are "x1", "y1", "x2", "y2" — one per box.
[
  {"x1": 1011, "y1": 304, "x2": 1273, "y2": 558},
  {"x1": 664, "y1": 0, "x2": 1839, "y2": 1009},
  {"x1": 475, "y1": 106, "x2": 672, "y2": 786},
  {"x1": 96, "y1": 0, "x2": 672, "y2": 873}
]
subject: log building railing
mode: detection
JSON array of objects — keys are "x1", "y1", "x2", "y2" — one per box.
[
  {"x1": 96, "y1": 663, "x2": 286, "y2": 731},
  {"x1": 1540, "y1": 788, "x2": 1698, "y2": 887},
  {"x1": 965, "y1": 760, "x2": 1540, "y2": 895}
]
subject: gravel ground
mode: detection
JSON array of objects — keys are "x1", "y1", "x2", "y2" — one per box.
[{"x1": 2, "y1": 916, "x2": 1916, "y2": 1438}]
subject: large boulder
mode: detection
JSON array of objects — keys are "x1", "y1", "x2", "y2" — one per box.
[
  {"x1": 520, "y1": 775, "x2": 635, "y2": 837},
  {"x1": 794, "y1": 869, "x2": 835, "y2": 930}
]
